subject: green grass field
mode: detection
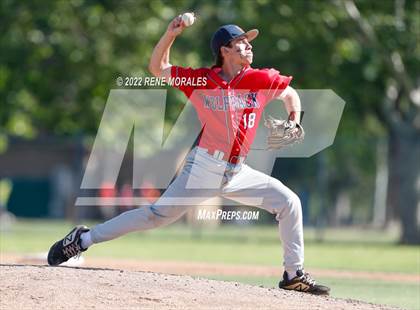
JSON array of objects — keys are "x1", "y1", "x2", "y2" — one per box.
[{"x1": 1, "y1": 219, "x2": 419, "y2": 309}]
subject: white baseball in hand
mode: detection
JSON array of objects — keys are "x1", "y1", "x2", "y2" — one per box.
[{"x1": 181, "y1": 13, "x2": 195, "y2": 27}]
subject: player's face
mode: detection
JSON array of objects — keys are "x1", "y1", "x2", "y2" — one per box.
[{"x1": 224, "y1": 36, "x2": 253, "y2": 65}]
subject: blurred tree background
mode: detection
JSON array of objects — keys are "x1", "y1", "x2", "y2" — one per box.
[{"x1": 0, "y1": 0, "x2": 419, "y2": 244}]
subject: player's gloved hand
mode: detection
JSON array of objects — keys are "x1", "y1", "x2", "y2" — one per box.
[{"x1": 264, "y1": 115, "x2": 305, "y2": 150}]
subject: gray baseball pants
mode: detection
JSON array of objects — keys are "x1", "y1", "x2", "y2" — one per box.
[{"x1": 90, "y1": 147, "x2": 304, "y2": 272}]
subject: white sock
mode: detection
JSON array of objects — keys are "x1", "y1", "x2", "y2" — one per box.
[
  {"x1": 80, "y1": 231, "x2": 93, "y2": 250},
  {"x1": 286, "y1": 270, "x2": 296, "y2": 279},
  {"x1": 285, "y1": 267, "x2": 303, "y2": 280}
]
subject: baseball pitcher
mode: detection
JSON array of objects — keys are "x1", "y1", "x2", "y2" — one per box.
[{"x1": 48, "y1": 14, "x2": 330, "y2": 295}]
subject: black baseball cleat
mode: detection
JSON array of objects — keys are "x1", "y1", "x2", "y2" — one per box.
[
  {"x1": 279, "y1": 269, "x2": 330, "y2": 295},
  {"x1": 47, "y1": 225, "x2": 90, "y2": 266}
]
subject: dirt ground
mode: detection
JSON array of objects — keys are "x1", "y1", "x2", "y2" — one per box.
[
  {"x1": 0, "y1": 264, "x2": 402, "y2": 310},
  {"x1": 0, "y1": 254, "x2": 405, "y2": 310}
]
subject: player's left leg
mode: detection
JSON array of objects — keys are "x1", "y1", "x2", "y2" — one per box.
[
  {"x1": 222, "y1": 164, "x2": 330, "y2": 295},
  {"x1": 222, "y1": 165, "x2": 304, "y2": 273}
]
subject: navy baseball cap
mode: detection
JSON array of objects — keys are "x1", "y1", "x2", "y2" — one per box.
[{"x1": 211, "y1": 24, "x2": 259, "y2": 57}]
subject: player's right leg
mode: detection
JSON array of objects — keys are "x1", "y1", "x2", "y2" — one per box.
[
  {"x1": 47, "y1": 198, "x2": 193, "y2": 266},
  {"x1": 47, "y1": 147, "x2": 221, "y2": 266},
  {"x1": 47, "y1": 225, "x2": 89, "y2": 266}
]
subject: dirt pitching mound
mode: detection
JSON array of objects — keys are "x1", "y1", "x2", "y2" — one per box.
[{"x1": 0, "y1": 264, "x2": 399, "y2": 310}]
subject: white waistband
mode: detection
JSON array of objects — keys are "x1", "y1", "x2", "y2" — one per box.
[{"x1": 196, "y1": 147, "x2": 245, "y2": 165}]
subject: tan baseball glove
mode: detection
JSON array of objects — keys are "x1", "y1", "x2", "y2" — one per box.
[{"x1": 264, "y1": 115, "x2": 305, "y2": 150}]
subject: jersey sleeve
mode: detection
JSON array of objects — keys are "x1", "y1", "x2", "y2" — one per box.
[
  {"x1": 265, "y1": 69, "x2": 293, "y2": 101},
  {"x1": 170, "y1": 66, "x2": 205, "y2": 98}
]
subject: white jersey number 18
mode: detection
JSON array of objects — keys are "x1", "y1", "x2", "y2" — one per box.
[{"x1": 243, "y1": 112, "x2": 256, "y2": 129}]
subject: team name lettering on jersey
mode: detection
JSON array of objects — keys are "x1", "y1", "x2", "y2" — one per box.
[{"x1": 203, "y1": 92, "x2": 259, "y2": 111}]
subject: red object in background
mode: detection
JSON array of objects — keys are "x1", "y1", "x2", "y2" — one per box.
[
  {"x1": 99, "y1": 182, "x2": 117, "y2": 198},
  {"x1": 99, "y1": 182, "x2": 117, "y2": 207},
  {"x1": 140, "y1": 181, "x2": 161, "y2": 204},
  {"x1": 120, "y1": 183, "x2": 134, "y2": 207},
  {"x1": 121, "y1": 183, "x2": 133, "y2": 198}
]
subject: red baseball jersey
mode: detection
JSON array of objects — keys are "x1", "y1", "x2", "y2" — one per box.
[{"x1": 170, "y1": 65, "x2": 292, "y2": 161}]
